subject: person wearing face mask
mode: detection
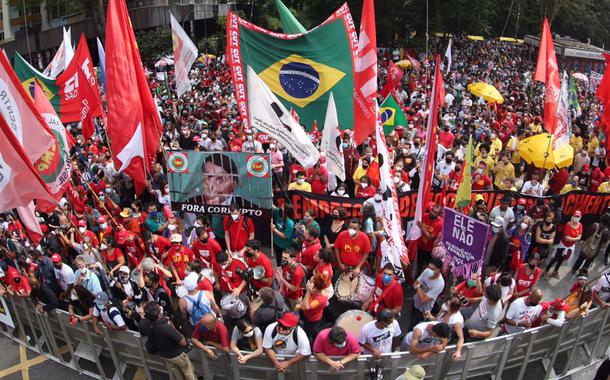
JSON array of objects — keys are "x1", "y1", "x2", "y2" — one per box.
[
  {"x1": 223, "y1": 203, "x2": 255, "y2": 256},
  {"x1": 144, "y1": 205, "x2": 168, "y2": 234},
  {"x1": 178, "y1": 126, "x2": 198, "y2": 150},
  {"x1": 306, "y1": 162, "x2": 329, "y2": 195},
  {"x1": 330, "y1": 184, "x2": 349, "y2": 197},
  {"x1": 75, "y1": 220, "x2": 100, "y2": 249},
  {"x1": 492, "y1": 152, "x2": 515, "y2": 190},
  {"x1": 363, "y1": 189, "x2": 384, "y2": 219},
  {"x1": 244, "y1": 239, "x2": 273, "y2": 290},
  {"x1": 268, "y1": 140, "x2": 285, "y2": 191},
  {"x1": 474, "y1": 145, "x2": 495, "y2": 176},
  {"x1": 355, "y1": 175, "x2": 376, "y2": 198},
  {"x1": 230, "y1": 319, "x2": 264, "y2": 364},
  {"x1": 393, "y1": 169, "x2": 411, "y2": 192},
  {"x1": 452, "y1": 275, "x2": 483, "y2": 319},
  {"x1": 322, "y1": 207, "x2": 347, "y2": 248},
  {"x1": 513, "y1": 253, "x2": 542, "y2": 298},
  {"x1": 166, "y1": 234, "x2": 195, "y2": 283},
  {"x1": 111, "y1": 265, "x2": 145, "y2": 314},
  {"x1": 313, "y1": 326, "x2": 360, "y2": 372},
  {"x1": 272, "y1": 203, "x2": 295, "y2": 265},
  {"x1": 341, "y1": 135, "x2": 360, "y2": 193},
  {"x1": 287, "y1": 171, "x2": 312, "y2": 192},
  {"x1": 262, "y1": 312, "x2": 311, "y2": 373},
  {"x1": 416, "y1": 204, "x2": 444, "y2": 272},
  {"x1": 277, "y1": 247, "x2": 306, "y2": 309},
  {"x1": 544, "y1": 211, "x2": 582, "y2": 280},
  {"x1": 411, "y1": 258, "x2": 445, "y2": 329},
  {"x1": 433, "y1": 152, "x2": 456, "y2": 190},
  {"x1": 190, "y1": 227, "x2": 221, "y2": 269},
  {"x1": 520, "y1": 172, "x2": 545, "y2": 197},
  {"x1": 298, "y1": 274, "x2": 330, "y2": 340},
  {"x1": 294, "y1": 209, "x2": 321, "y2": 244},
  {"x1": 362, "y1": 263, "x2": 404, "y2": 316},
  {"x1": 502, "y1": 288, "x2": 543, "y2": 334},
  {"x1": 97, "y1": 215, "x2": 113, "y2": 241},
  {"x1": 485, "y1": 216, "x2": 511, "y2": 273},
  {"x1": 472, "y1": 162, "x2": 493, "y2": 191},
  {"x1": 333, "y1": 219, "x2": 371, "y2": 275},
  {"x1": 507, "y1": 216, "x2": 532, "y2": 262},
  {"x1": 299, "y1": 227, "x2": 322, "y2": 273},
  {"x1": 571, "y1": 220, "x2": 609, "y2": 274},
  {"x1": 560, "y1": 174, "x2": 582, "y2": 194},
  {"x1": 74, "y1": 255, "x2": 103, "y2": 295},
  {"x1": 353, "y1": 157, "x2": 371, "y2": 194},
  {"x1": 241, "y1": 131, "x2": 264, "y2": 153}
]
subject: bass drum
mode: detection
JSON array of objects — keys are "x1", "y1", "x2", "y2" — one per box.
[
  {"x1": 336, "y1": 310, "x2": 374, "y2": 338},
  {"x1": 220, "y1": 294, "x2": 247, "y2": 319},
  {"x1": 334, "y1": 271, "x2": 375, "y2": 305}
]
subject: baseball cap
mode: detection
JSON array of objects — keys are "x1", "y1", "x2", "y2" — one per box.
[
  {"x1": 118, "y1": 266, "x2": 130, "y2": 274},
  {"x1": 403, "y1": 365, "x2": 426, "y2": 380},
  {"x1": 491, "y1": 216, "x2": 505, "y2": 227},
  {"x1": 574, "y1": 210, "x2": 582, "y2": 218},
  {"x1": 183, "y1": 273, "x2": 198, "y2": 291},
  {"x1": 95, "y1": 292, "x2": 109, "y2": 308},
  {"x1": 119, "y1": 208, "x2": 133, "y2": 218},
  {"x1": 78, "y1": 220, "x2": 87, "y2": 227},
  {"x1": 277, "y1": 312, "x2": 299, "y2": 328},
  {"x1": 170, "y1": 234, "x2": 183, "y2": 243},
  {"x1": 97, "y1": 216, "x2": 107, "y2": 224},
  {"x1": 51, "y1": 253, "x2": 63, "y2": 263}
]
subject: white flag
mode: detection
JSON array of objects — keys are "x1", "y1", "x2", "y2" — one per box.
[
  {"x1": 552, "y1": 71, "x2": 571, "y2": 150},
  {"x1": 376, "y1": 100, "x2": 408, "y2": 280},
  {"x1": 321, "y1": 92, "x2": 345, "y2": 181},
  {"x1": 247, "y1": 66, "x2": 320, "y2": 168},
  {"x1": 43, "y1": 27, "x2": 74, "y2": 78},
  {"x1": 444, "y1": 38, "x2": 452, "y2": 75},
  {"x1": 170, "y1": 13, "x2": 198, "y2": 97}
]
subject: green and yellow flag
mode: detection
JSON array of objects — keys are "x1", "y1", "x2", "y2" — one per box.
[
  {"x1": 379, "y1": 93, "x2": 408, "y2": 135},
  {"x1": 226, "y1": 4, "x2": 357, "y2": 131},
  {"x1": 275, "y1": 0, "x2": 306, "y2": 34},
  {"x1": 455, "y1": 136, "x2": 473, "y2": 209}
]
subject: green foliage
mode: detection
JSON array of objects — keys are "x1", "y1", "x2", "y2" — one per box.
[{"x1": 136, "y1": 26, "x2": 172, "y2": 63}]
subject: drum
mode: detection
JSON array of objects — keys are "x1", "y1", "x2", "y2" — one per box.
[
  {"x1": 334, "y1": 271, "x2": 374, "y2": 305},
  {"x1": 220, "y1": 294, "x2": 247, "y2": 319},
  {"x1": 336, "y1": 310, "x2": 374, "y2": 338}
]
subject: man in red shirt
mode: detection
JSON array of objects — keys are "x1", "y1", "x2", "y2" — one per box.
[
  {"x1": 333, "y1": 219, "x2": 371, "y2": 275},
  {"x1": 191, "y1": 227, "x2": 221, "y2": 269},
  {"x1": 299, "y1": 227, "x2": 322, "y2": 273},
  {"x1": 278, "y1": 247, "x2": 305, "y2": 308},
  {"x1": 117, "y1": 229, "x2": 146, "y2": 267},
  {"x1": 76, "y1": 220, "x2": 100, "y2": 248},
  {"x1": 306, "y1": 163, "x2": 329, "y2": 194},
  {"x1": 472, "y1": 163, "x2": 493, "y2": 190},
  {"x1": 223, "y1": 204, "x2": 254, "y2": 256},
  {"x1": 148, "y1": 233, "x2": 172, "y2": 263},
  {"x1": 439, "y1": 125, "x2": 454, "y2": 149},
  {"x1": 213, "y1": 251, "x2": 247, "y2": 296},
  {"x1": 363, "y1": 263, "x2": 403, "y2": 315},
  {"x1": 168, "y1": 234, "x2": 195, "y2": 283},
  {"x1": 417, "y1": 203, "x2": 443, "y2": 272},
  {"x1": 192, "y1": 314, "x2": 230, "y2": 359},
  {"x1": 244, "y1": 240, "x2": 273, "y2": 290}
]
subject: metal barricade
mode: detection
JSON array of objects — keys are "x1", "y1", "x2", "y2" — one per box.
[{"x1": 1, "y1": 295, "x2": 609, "y2": 380}]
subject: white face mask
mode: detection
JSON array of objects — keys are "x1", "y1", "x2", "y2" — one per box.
[
  {"x1": 231, "y1": 214, "x2": 240, "y2": 221},
  {"x1": 297, "y1": 178, "x2": 305, "y2": 185},
  {"x1": 348, "y1": 228, "x2": 357, "y2": 237},
  {"x1": 520, "y1": 222, "x2": 528, "y2": 230},
  {"x1": 78, "y1": 227, "x2": 86, "y2": 234},
  {"x1": 476, "y1": 168, "x2": 483, "y2": 174},
  {"x1": 337, "y1": 189, "x2": 345, "y2": 195},
  {"x1": 100, "y1": 223, "x2": 107, "y2": 230},
  {"x1": 422, "y1": 268, "x2": 434, "y2": 278},
  {"x1": 572, "y1": 216, "x2": 581, "y2": 223},
  {"x1": 243, "y1": 331, "x2": 254, "y2": 338},
  {"x1": 269, "y1": 144, "x2": 276, "y2": 149},
  {"x1": 167, "y1": 224, "x2": 176, "y2": 231},
  {"x1": 361, "y1": 183, "x2": 369, "y2": 189},
  {"x1": 100, "y1": 243, "x2": 108, "y2": 251},
  {"x1": 393, "y1": 177, "x2": 401, "y2": 184}
]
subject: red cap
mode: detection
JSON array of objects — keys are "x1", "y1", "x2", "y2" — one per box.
[
  {"x1": 40, "y1": 224, "x2": 49, "y2": 233},
  {"x1": 574, "y1": 210, "x2": 582, "y2": 218},
  {"x1": 116, "y1": 229, "x2": 129, "y2": 245},
  {"x1": 277, "y1": 312, "x2": 299, "y2": 328},
  {"x1": 51, "y1": 253, "x2": 62, "y2": 263},
  {"x1": 582, "y1": 164, "x2": 590, "y2": 172},
  {"x1": 517, "y1": 198, "x2": 527, "y2": 206},
  {"x1": 78, "y1": 220, "x2": 87, "y2": 227},
  {"x1": 97, "y1": 216, "x2": 107, "y2": 224},
  {"x1": 28, "y1": 262, "x2": 39, "y2": 273}
]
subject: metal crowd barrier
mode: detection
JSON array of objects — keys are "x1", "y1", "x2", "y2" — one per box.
[{"x1": 1, "y1": 295, "x2": 609, "y2": 380}]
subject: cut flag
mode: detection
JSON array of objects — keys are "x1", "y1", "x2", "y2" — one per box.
[
  {"x1": 105, "y1": 0, "x2": 163, "y2": 193},
  {"x1": 320, "y1": 92, "x2": 346, "y2": 181},
  {"x1": 379, "y1": 93, "x2": 407, "y2": 134},
  {"x1": 376, "y1": 100, "x2": 409, "y2": 280},
  {"x1": 247, "y1": 66, "x2": 320, "y2": 168},
  {"x1": 44, "y1": 27, "x2": 74, "y2": 78},
  {"x1": 0, "y1": 112, "x2": 55, "y2": 212},
  {"x1": 380, "y1": 60, "x2": 403, "y2": 98},
  {"x1": 408, "y1": 55, "x2": 444, "y2": 243},
  {"x1": 569, "y1": 77, "x2": 581, "y2": 117},
  {"x1": 275, "y1": 0, "x2": 306, "y2": 34},
  {"x1": 552, "y1": 71, "x2": 571, "y2": 151},
  {"x1": 170, "y1": 12, "x2": 198, "y2": 97},
  {"x1": 17, "y1": 202, "x2": 43, "y2": 246},
  {"x1": 353, "y1": 0, "x2": 378, "y2": 146},
  {"x1": 97, "y1": 37, "x2": 106, "y2": 90},
  {"x1": 444, "y1": 38, "x2": 452, "y2": 74},
  {"x1": 534, "y1": 18, "x2": 560, "y2": 134},
  {"x1": 455, "y1": 136, "x2": 473, "y2": 209}
]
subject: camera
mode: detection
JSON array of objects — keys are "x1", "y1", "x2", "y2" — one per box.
[{"x1": 236, "y1": 267, "x2": 254, "y2": 281}]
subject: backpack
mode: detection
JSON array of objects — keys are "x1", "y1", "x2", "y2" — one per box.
[
  {"x1": 226, "y1": 216, "x2": 250, "y2": 234},
  {"x1": 185, "y1": 291, "x2": 212, "y2": 326}
]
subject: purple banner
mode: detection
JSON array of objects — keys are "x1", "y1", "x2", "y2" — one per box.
[{"x1": 441, "y1": 207, "x2": 490, "y2": 279}]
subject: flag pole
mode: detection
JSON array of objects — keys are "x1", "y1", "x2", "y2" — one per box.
[{"x1": 541, "y1": 71, "x2": 566, "y2": 171}]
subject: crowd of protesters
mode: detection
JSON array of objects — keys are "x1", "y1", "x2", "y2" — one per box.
[{"x1": 1, "y1": 35, "x2": 610, "y2": 379}]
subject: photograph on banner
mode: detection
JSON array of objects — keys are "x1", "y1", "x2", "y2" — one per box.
[
  {"x1": 440, "y1": 207, "x2": 490, "y2": 279},
  {"x1": 168, "y1": 151, "x2": 273, "y2": 244}
]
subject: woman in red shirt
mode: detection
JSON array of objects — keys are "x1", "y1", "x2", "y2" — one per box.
[
  {"x1": 355, "y1": 176, "x2": 376, "y2": 198},
  {"x1": 544, "y1": 211, "x2": 583, "y2": 279},
  {"x1": 313, "y1": 248, "x2": 334, "y2": 293},
  {"x1": 101, "y1": 238, "x2": 126, "y2": 275},
  {"x1": 513, "y1": 253, "x2": 542, "y2": 298},
  {"x1": 299, "y1": 274, "x2": 329, "y2": 340}
]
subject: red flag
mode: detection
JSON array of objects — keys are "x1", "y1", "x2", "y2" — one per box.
[
  {"x1": 106, "y1": 0, "x2": 162, "y2": 194},
  {"x1": 596, "y1": 53, "x2": 610, "y2": 144},
  {"x1": 408, "y1": 55, "x2": 443, "y2": 242},
  {"x1": 406, "y1": 53, "x2": 421, "y2": 70},
  {"x1": 17, "y1": 202, "x2": 43, "y2": 245},
  {"x1": 534, "y1": 18, "x2": 560, "y2": 133},
  {"x1": 78, "y1": 66, "x2": 102, "y2": 140},
  {"x1": 353, "y1": 0, "x2": 378, "y2": 145},
  {"x1": 0, "y1": 112, "x2": 55, "y2": 212}
]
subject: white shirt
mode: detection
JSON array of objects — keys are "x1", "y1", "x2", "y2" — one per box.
[
  {"x1": 262, "y1": 322, "x2": 311, "y2": 356},
  {"x1": 403, "y1": 321, "x2": 441, "y2": 351},
  {"x1": 359, "y1": 319, "x2": 401, "y2": 354},
  {"x1": 593, "y1": 274, "x2": 610, "y2": 304},
  {"x1": 521, "y1": 181, "x2": 544, "y2": 197},
  {"x1": 504, "y1": 297, "x2": 542, "y2": 334},
  {"x1": 54, "y1": 264, "x2": 75, "y2": 292},
  {"x1": 483, "y1": 274, "x2": 515, "y2": 304},
  {"x1": 489, "y1": 206, "x2": 515, "y2": 228},
  {"x1": 414, "y1": 270, "x2": 445, "y2": 312},
  {"x1": 438, "y1": 304, "x2": 464, "y2": 328}
]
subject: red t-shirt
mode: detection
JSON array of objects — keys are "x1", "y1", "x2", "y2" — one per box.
[
  {"x1": 356, "y1": 186, "x2": 376, "y2": 198},
  {"x1": 299, "y1": 239, "x2": 322, "y2": 272},
  {"x1": 561, "y1": 222, "x2": 582, "y2": 247},
  {"x1": 418, "y1": 213, "x2": 443, "y2": 251},
  {"x1": 472, "y1": 175, "x2": 492, "y2": 190},
  {"x1": 168, "y1": 246, "x2": 195, "y2": 280},
  {"x1": 197, "y1": 276, "x2": 214, "y2": 292},
  {"x1": 303, "y1": 292, "x2": 328, "y2": 322},
  {"x1": 246, "y1": 253, "x2": 273, "y2": 290},
  {"x1": 313, "y1": 328, "x2": 361, "y2": 356},
  {"x1": 369, "y1": 275, "x2": 403, "y2": 314},
  {"x1": 334, "y1": 230, "x2": 371, "y2": 267},
  {"x1": 213, "y1": 259, "x2": 247, "y2": 293},
  {"x1": 439, "y1": 131, "x2": 455, "y2": 148},
  {"x1": 191, "y1": 238, "x2": 221, "y2": 269},
  {"x1": 281, "y1": 264, "x2": 305, "y2": 300},
  {"x1": 314, "y1": 262, "x2": 333, "y2": 289},
  {"x1": 192, "y1": 320, "x2": 229, "y2": 347},
  {"x1": 455, "y1": 281, "x2": 483, "y2": 307},
  {"x1": 152, "y1": 236, "x2": 172, "y2": 261},
  {"x1": 514, "y1": 263, "x2": 541, "y2": 294},
  {"x1": 306, "y1": 167, "x2": 329, "y2": 194},
  {"x1": 103, "y1": 247, "x2": 124, "y2": 266},
  {"x1": 76, "y1": 230, "x2": 100, "y2": 248},
  {"x1": 223, "y1": 216, "x2": 254, "y2": 252}
]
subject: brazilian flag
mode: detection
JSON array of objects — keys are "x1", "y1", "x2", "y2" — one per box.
[
  {"x1": 227, "y1": 5, "x2": 356, "y2": 130},
  {"x1": 379, "y1": 93, "x2": 408, "y2": 135}
]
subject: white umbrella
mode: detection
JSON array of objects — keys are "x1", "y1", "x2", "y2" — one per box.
[
  {"x1": 154, "y1": 57, "x2": 174, "y2": 68},
  {"x1": 571, "y1": 72, "x2": 589, "y2": 82}
]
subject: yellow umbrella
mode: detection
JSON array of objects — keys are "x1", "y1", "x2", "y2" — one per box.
[
  {"x1": 395, "y1": 60, "x2": 412, "y2": 69},
  {"x1": 467, "y1": 82, "x2": 504, "y2": 104},
  {"x1": 519, "y1": 133, "x2": 574, "y2": 169}
]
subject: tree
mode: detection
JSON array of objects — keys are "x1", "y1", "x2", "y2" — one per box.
[{"x1": 136, "y1": 26, "x2": 172, "y2": 63}]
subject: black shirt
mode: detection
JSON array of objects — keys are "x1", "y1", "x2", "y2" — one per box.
[{"x1": 139, "y1": 318, "x2": 185, "y2": 358}]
